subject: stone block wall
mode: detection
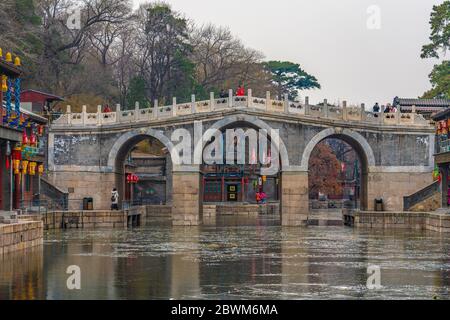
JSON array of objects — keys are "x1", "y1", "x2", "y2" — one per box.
[
  {"x1": 43, "y1": 210, "x2": 127, "y2": 229},
  {"x1": 46, "y1": 171, "x2": 116, "y2": 210},
  {"x1": 367, "y1": 172, "x2": 433, "y2": 211},
  {"x1": 215, "y1": 204, "x2": 259, "y2": 216},
  {"x1": 347, "y1": 210, "x2": 450, "y2": 233},
  {"x1": 202, "y1": 205, "x2": 216, "y2": 217},
  {"x1": 146, "y1": 205, "x2": 172, "y2": 217},
  {"x1": 0, "y1": 221, "x2": 43, "y2": 256}
]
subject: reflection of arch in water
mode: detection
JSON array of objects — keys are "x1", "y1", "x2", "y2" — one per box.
[{"x1": 301, "y1": 128, "x2": 375, "y2": 210}]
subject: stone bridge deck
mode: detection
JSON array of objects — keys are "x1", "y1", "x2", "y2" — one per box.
[{"x1": 52, "y1": 90, "x2": 430, "y2": 128}]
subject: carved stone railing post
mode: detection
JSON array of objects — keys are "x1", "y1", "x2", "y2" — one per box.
[
  {"x1": 396, "y1": 107, "x2": 401, "y2": 125},
  {"x1": 265, "y1": 91, "x2": 270, "y2": 111},
  {"x1": 97, "y1": 105, "x2": 102, "y2": 125},
  {"x1": 323, "y1": 99, "x2": 328, "y2": 118},
  {"x1": 82, "y1": 105, "x2": 87, "y2": 125},
  {"x1": 228, "y1": 89, "x2": 233, "y2": 108},
  {"x1": 172, "y1": 97, "x2": 177, "y2": 116},
  {"x1": 284, "y1": 94, "x2": 289, "y2": 113},
  {"x1": 247, "y1": 89, "x2": 253, "y2": 108},
  {"x1": 360, "y1": 103, "x2": 365, "y2": 121},
  {"x1": 411, "y1": 105, "x2": 416, "y2": 124},
  {"x1": 191, "y1": 94, "x2": 196, "y2": 113},
  {"x1": 210, "y1": 92, "x2": 215, "y2": 111},
  {"x1": 342, "y1": 101, "x2": 347, "y2": 121},
  {"x1": 305, "y1": 96, "x2": 310, "y2": 115},
  {"x1": 379, "y1": 105, "x2": 384, "y2": 124},
  {"x1": 154, "y1": 99, "x2": 159, "y2": 119},
  {"x1": 116, "y1": 104, "x2": 121, "y2": 123},
  {"x1": 134, "y1": 101, "x2": 140, "y2": 121},
  {"x1": 67, "y1": 105, "x2": 71, "y2": 125}
]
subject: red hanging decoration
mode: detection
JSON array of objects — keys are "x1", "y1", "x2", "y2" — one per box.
[
  {"x1": 5, "y1": 156, "x2": 10, "y2": 169},
  {"x1": 22, "y1": 131, "x2": 29, "y2": 146},
  {"x1": 30, "y1": 133, "x2": 37, "y2": 147}
]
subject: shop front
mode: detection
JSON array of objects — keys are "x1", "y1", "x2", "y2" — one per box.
[
  {"x1": 432, "y1": 109, "x2": 450, "y2": 208},
  {"x1": 202, "y1": 164, "x2": 279, "y2": 204},
  {"x1": 1, "y1": 49, "x2": 47, "y2": 211}
]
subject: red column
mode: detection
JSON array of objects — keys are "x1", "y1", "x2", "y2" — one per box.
[{"x1": 13, "y1": 173, "x2": 20, "y2": 209}]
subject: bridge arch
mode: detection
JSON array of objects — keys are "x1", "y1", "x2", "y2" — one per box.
[
  {"x1": 198, "y1": 114, "x2": 290, "y2": 169},
  {"x1": 301, "y1": 128, "x2": 375, "y2": 211},
  {"x1": 107, "y1": 128, "x2": 179, "y2": 173},
  {"x1": 107, "y1": 128, "x2": 178, "y2": 206},
  {"x1": 300, "y1": 128, "x2": 375, "y2": 170}
]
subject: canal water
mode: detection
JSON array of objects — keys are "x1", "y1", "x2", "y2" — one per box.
[{"x1": 1, "y1": 215, "x2": 450, "y2": 300}]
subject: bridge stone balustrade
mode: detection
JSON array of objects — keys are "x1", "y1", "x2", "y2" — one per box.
[{"x1": 52, "y1": 91, "x2": 430, "y2": 128}]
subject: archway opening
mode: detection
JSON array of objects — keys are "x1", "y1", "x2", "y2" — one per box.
[
  {"x1": 200, "y1": 122, "x2": 281, "y2": 205},
  {"x1": 308, "y1": 135, "x2": 368, "y2": 216},
  {"x1": 114, "y1": 135, "x2": 172, "y2": 208}
]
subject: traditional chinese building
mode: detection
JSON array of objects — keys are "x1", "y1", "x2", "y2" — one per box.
[
  {"x1": 1, "y1": 48, "x2": 47, "y2": 212},
  {"x1": 395, "y1": 97, "x2": 450, "y2": 119},
  {"x1": 432, "y1": 108, "x2": 450, "y2": 208}
]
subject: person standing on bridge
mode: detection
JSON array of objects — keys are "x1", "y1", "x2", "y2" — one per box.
[
  {"x1": 111, "y1": 188, "x2": 119, "y2": 210},
  {"x1": 236, "y1": 84, "x2": 245, "y2": 97},
  {"x1": 219, "y1": 89, "x2": 227, "y2": 99},
  {"x1": 372, "y1": 103, "x2": 380, "y2": 113}
]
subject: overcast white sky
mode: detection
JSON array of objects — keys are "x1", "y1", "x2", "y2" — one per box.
[{"x1": 133, "y1": 0, "x2": 444, "y2": 106}]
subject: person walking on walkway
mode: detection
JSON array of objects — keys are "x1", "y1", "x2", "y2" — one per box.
[{"x1": 111, "y1": 188, "x2": 119, "y2": 210}]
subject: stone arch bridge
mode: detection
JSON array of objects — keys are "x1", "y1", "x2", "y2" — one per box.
[{"x1": 48, "y1": 91, "x2": 435, "y2": 226}]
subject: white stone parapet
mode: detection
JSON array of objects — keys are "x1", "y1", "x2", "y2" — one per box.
[{"x1": 51, "y1": 90, "x2": 431, "y2": 128}]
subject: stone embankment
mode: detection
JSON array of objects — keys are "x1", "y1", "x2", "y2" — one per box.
[
  {"x1": 345, "y1": 210, "x2": 450, "y2": 233},
  {"x1": 0, "y1": 221, "x2": 43, "y2": 256}
]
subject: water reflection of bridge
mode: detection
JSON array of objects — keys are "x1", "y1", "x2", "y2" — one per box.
[{"x1": 2, "y1": 222, "x2": 450, "y2": 299}]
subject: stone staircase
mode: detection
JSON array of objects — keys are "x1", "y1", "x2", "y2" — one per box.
[{"x1": 403, "y1": 181, "x2": 441, "y2": 212}]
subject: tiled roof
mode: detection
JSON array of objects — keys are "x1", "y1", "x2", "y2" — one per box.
[
  {"x1": 395, "y1": 98, "x2": 450, "y2": 107},
  {"x1": 21, "y1": 89, "x2": 64, "y2": 102},
  {"x1": 400, "y1": 106, "x2": 444, "y2": 112},
  {"x1": 0, "y1": 59, "x2": 22, "y2": 77},
  {"x1": 432, "y1": 108, "x2": 450, "y2": 121}
]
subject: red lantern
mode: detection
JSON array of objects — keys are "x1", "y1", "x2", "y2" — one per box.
[
  {"x1": 30, "y1": 134, "x2": 37, "y2": 147},
  {"x1": 22, "y1": 131, "x2": 29, "y2": 146},
  {"x1": 133, "y1": 174, "x2": 139, "y2": 183},
  {"x1": 126, "y1": 173, "x2": 131, "y2": 184}
]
